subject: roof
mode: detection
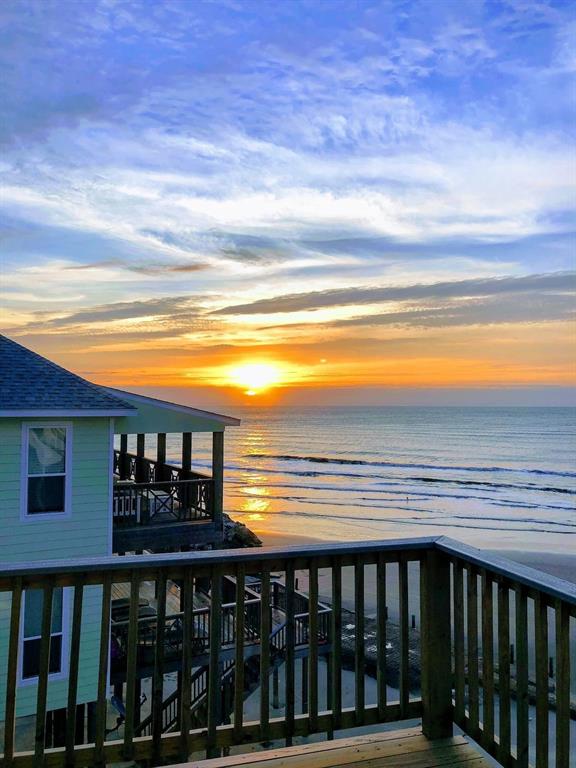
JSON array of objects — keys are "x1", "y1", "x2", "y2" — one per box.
[
  {"x1": 0, "y1": 335, "x2": 136, "y2": 416},
  {"x1": 104, "y1": 387, "x2": 241, "y2": 427}
]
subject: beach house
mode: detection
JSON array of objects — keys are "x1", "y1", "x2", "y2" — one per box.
[{"x1": 0, "y1": 334, "x2": 239, "y2": 727}]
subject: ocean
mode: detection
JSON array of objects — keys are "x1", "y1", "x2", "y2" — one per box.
[{"x1": 160, "y1": 406, "x2": 575, "y2": 552}]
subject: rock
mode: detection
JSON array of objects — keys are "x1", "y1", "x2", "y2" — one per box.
[{"x1": 221, "y1": 513, "x2": 262, "y2": 549}]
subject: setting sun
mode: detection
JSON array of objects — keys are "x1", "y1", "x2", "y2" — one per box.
[{"x1": 228, "y1": 362, "x2": 282, "y2": 395}]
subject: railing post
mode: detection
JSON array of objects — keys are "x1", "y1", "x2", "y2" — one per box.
[
  {"x1": 212, "y1": 431, "x2": 224, "y2": 532},
  {"x1": 420, "y1": 548, "x2": 453, "y2": 739}
]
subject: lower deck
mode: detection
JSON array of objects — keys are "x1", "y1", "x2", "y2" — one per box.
[{"x1": 172, "y1": 728, "x2": 492, "y2": 768}]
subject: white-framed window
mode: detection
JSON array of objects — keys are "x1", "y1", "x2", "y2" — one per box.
[
  {"x1": 21, "y1": 424, "x2": 72, "y2": 518},
  {"x1": 19, "y1": 588, "x2": 69, "y2": 684}
]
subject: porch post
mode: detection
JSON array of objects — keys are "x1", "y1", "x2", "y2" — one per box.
[
  {"x1": 212, "y1": 431, "x2": 224, "y2": 532},
  {"x1": 136, "y1": 434, "x2": 146, "y2": 483},
  {"x1": 182, "y1": 432, "x2": 192, "y2": 475},
  {"x1": 157, "y1": 433, "x2": 167, "y2": 481},
  {"x1": 119, "y1": 434, "x2": 129, "y2": 480},
  {"x1": 420, "y1": 548, "x2": 453, "y2": 739}
]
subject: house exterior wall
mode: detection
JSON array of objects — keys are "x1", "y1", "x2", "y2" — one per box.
[{"x1": 0, "y1": 416, "x2": 112, "y2": 719}]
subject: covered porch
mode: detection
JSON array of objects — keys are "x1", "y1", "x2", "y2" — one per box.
[{"x1": 108, "y1": 389, "x2": 240, "y2": 554}]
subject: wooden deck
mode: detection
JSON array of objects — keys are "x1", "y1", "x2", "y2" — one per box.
[{"x1": 170, "y1": 728, "x2": 492, "y2": 768}]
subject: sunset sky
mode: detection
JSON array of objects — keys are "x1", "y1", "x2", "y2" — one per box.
[{"x1": 1, "y1": 0, "x2": 574, "y2": 406}]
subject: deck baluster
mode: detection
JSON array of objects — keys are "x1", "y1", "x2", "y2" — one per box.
[
  {"x1": 555, "y1": 599, "x2": 570, "y2": 768},
  {"x1": 233, "y1": 564, "x2": 245, "y2": 743},
  {"x1": 3, "y1": 577, "x2": 22, "y2": 768},
  {"x1": 260, "y1": 564, "x2": 271, "y2": 742},
  {"x1": 467, "y1": 565, "x2": 479, "y2": 733},
  {"x1": 376, "y1": 554, "x2": 387, "y2": 721},
  {"x1": 308, "y1": 561, "x2": 319, "y2": 732},
  {"x1": 285, "y1": 562, "x2": 296, "y2": 746},
  {"x1": 497, "y1": 582, "x2": 511, "y2": 761},
  {"x1": 179, "y1": 570, "x2": 194, "y2": 761},
  {"x1": 65, "y1": 579, "x2": 84, "y2": 767},
  {"x1": 515, "y1": 585, "x2": 529, "y2": 768},
  {"x1": 122, "y1": 574, "x2": 140, "y2": 761},
  {"x1": 331, "y1": 557, "x2": 343, "y2": 732},
  {"x1": 398, "y1": 557, "x2": 410, "y2": 717},
  {"x1": 481, "y1": 571, "x2": 495, "y2": 747},
  {"x1": 151, "y1": 571, "x2": 167, "y2": 764},
  {"x1": 94, "y1": 576, "x2": 112, "y2": 767},
  {"x1": 535, "y1": 592, "x2": 549, "y2": 768},
  {"x1": 354, "y1": 560, "x2": 365, "y2": 725},
  {"x1": 453, "y1": 561, "x2": 466, "y2": 724},
  {"x1": 34, "y1": 583, "x2": 54, "y2": 766},
  {"x1": 207, "y1": 567, "x2": 223, "y2": 758}
]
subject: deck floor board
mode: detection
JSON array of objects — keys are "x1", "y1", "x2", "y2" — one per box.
[{"x1": 169, "y1": 727, "x2": 492, "y2": 768}]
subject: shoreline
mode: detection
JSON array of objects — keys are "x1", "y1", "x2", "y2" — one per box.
[{"x1": 255, "y1": 530, "x2": 576, "y2": 586}]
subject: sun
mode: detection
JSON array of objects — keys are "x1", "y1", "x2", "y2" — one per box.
[{"x1": 228, "y1": 362, "x2": 282, "y2": 395}]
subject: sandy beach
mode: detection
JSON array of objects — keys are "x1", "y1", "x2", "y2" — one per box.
[{"x1": 257, "y1": 530, "x2": 576, "y2": 585}]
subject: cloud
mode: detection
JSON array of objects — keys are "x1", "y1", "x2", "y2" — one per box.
[
  {"x1": 214, "y1": 271, "x2": 576, "y2": 315},
  {"x1": 62, "y1": 259, "x2": 208, "y2": 275},
  {"x1": 328, "y1": 293, "x2": 575, "y2": 330},
  {"x1": 1, "y1": 0, "x2": 574, "y2": 390},
  {"x1": 11, "y1": 295, "x2": 222, "y2": 342}
]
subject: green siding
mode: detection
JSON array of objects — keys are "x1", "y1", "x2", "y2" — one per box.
[
  {"x1": 0, "y1": 416, "x2": 112, "y2": 719},
  {"x1": 0, "y1": 586, "x2": 101, "y2": 718}
]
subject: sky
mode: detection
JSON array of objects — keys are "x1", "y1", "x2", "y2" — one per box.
[{"x1": 1, "y1": 0, "x2": 575, "y2": 407}]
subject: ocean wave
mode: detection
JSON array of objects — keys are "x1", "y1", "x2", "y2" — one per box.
[
  {"x1": 245, "y1": 453, "x2": 576, "y2": 479},
  {"x1": 231, "y1": 508, "x2": 576, "y2": 535},
  {"x1": 227, "y1": 473, "x2": 575, "y2": 501},
  {"x1": 229, "y1": 488, "x2": 576, "y2": 519}
]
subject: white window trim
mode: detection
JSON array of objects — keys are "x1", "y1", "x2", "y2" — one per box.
[
  {"x1": 20, "y1": 422, "x2": 73, "y2": 521},
  {"x1": 18, "y1": 587, "x2": 71, "y2": 687}
]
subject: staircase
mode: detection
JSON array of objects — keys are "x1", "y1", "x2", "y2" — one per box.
[{"x1": 133, "y1": 577, "x2": 331, "y2": 737}]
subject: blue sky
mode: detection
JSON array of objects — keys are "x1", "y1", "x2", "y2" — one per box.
[{"x1": 1, "y1": 0, "x2": 574, "y2": 404}]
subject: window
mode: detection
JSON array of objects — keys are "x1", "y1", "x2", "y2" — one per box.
[
  {"x1": 24, "y1": 426, "x2": 70, "y2": 516},
  {"x1": 21, "y1": 588, "x2": 65, "y2": 681}
]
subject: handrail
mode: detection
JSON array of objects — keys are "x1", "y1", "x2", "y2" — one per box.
[
  {"x1": 436, "y1": 536, "x2": 576, "y2": 607},
  {"x1": 2, "y1": 536, "x2": 573, "y2": 604},
  {"x1": 115, "y1": 478, "x2": 210, "y2": 490},
  {"x1": 0, "y1": 536, "x2": 438, "y2": 582}
]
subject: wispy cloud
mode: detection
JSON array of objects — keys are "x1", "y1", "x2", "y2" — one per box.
[
  {"x1": 215, "y1": 272, "x2": 576, "y2": 315},
  {"x1": 1, "y1": 0, "x2": 574, "y2": 393}
]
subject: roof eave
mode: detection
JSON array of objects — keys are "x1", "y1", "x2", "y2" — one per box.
[{"x1": 103, "y1": 387, "x2": 241, "y2": 426}]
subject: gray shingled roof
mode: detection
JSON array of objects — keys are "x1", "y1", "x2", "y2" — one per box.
[{"x1": 0, "y1": 335, "x2": 136, "y2": 413}]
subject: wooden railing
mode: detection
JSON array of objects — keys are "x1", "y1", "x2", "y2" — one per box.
[
  {"x1": 0, "y1": 537, "x2": 573, "y2": 768},
  {"x1": 114, "y1": 450, "x2": 208, "y2": 485},
  {"x1": 113, "y1": 478, "x2": 213, "y2": 526},
  {"x1": 435, "y1": 538, "x2": 576, "y2": 768}
]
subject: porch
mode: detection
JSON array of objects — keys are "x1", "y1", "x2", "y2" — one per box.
[
  {"x1": 112, "y1": 437, "x2": 220, "y2": 553},
  {"x1": 108, "y1": 388, "x2": 239, "y2": 553}
]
